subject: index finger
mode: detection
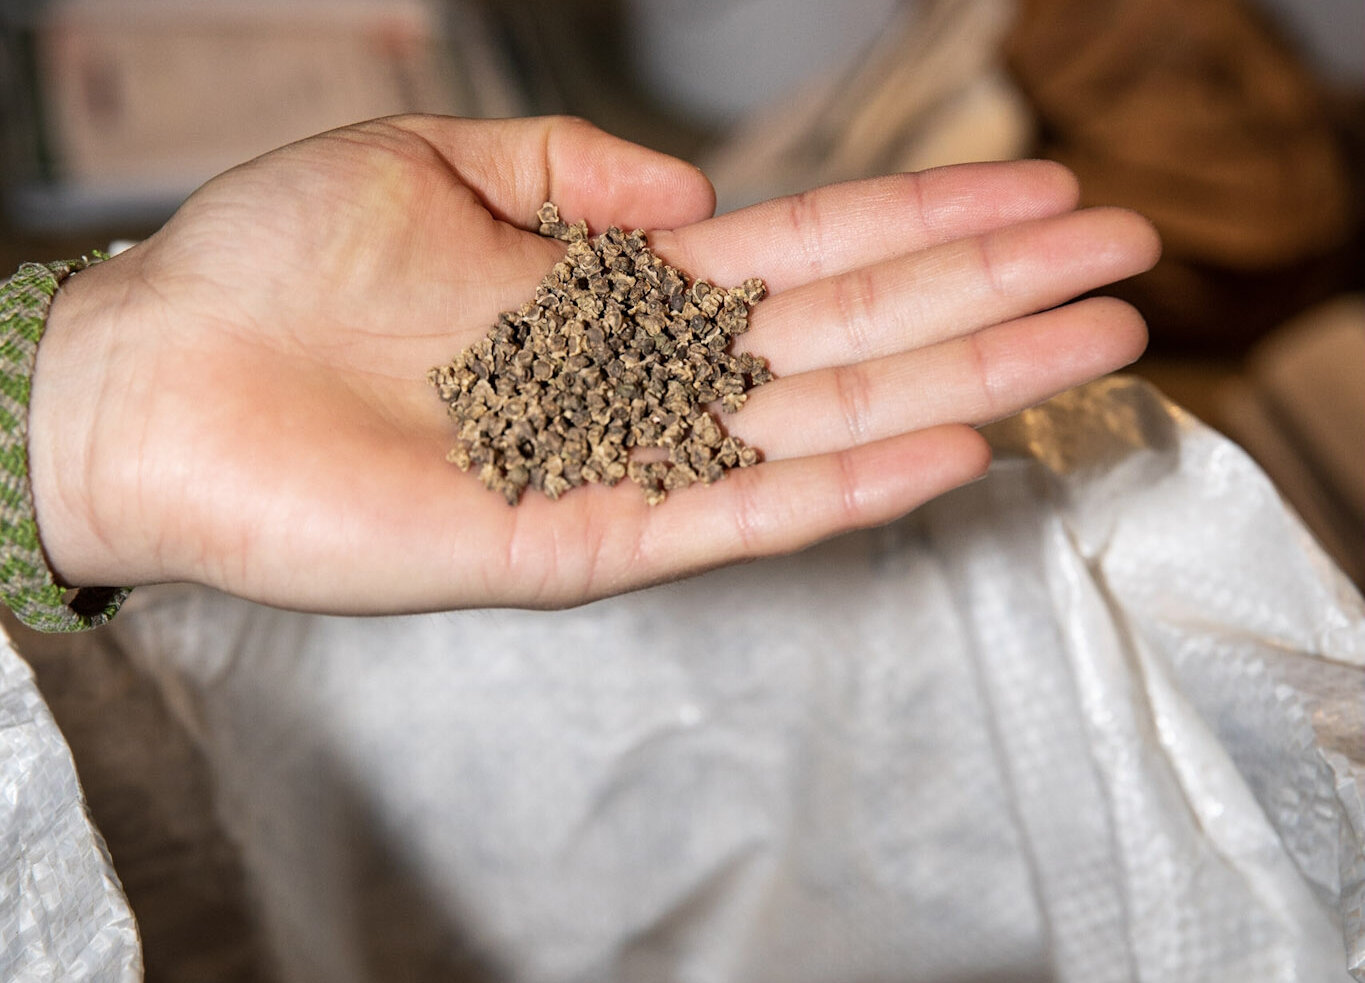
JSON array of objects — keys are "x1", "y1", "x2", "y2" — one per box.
[{"x1": 648, "y1": 159, "x2": 1081, "y2": 293}]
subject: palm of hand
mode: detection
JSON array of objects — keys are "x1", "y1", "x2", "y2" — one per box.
[
  {"x1": 99, "y1": 119, "x2": 652, "y2": 611},
  {"x1": 32, "y1": 116, "x2": 1158, "y2": 615}
]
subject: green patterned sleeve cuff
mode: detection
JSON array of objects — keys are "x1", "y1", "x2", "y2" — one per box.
[{"x1": 1, "y1": 256, "x2": 132, "y2": 631}]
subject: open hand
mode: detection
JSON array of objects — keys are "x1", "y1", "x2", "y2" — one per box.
[{"x1": 29, "y1": 115, "x2": 1158, "y2": 614}]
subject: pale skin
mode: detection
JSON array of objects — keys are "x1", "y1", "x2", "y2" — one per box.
[{"x1": 27, "y1": 115, "x2": 1159, "y2": 615}]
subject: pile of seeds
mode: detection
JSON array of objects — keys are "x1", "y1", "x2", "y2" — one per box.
[{"x1": 428, "y1": 202, "x2": 772, "y2": 505}]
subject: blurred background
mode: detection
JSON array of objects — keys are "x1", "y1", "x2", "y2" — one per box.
[{"x1": 1, "y1": 4, "x2": 1361, "y2": 976}]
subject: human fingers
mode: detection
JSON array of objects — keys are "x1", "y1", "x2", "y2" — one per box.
[
  {"x1": 176, "y1": 418, "x2": 988, "y2": 615},
  {"x1": 724, "y1": 296, "x2": 1148, "y2": 459},
  {"x1": 616, "y1": 425, "x2": 991, "y2": 595},
  {"x1": 648, "y1": 159, "x2": 1081, "y2": 293},
  {"x1": 740, "y1": 206, "x2": 1161, "y2": 375},
  {"x1": 489, "y1": 423, "x2": 991, "y2": 607},
  {"x1": 389, "y1": 114, "x2": 717, "y2": 232}
]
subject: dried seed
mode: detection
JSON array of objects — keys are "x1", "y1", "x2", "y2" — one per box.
[{"x1": 428, "y1": 202, "x2": 773, "y2": 505}]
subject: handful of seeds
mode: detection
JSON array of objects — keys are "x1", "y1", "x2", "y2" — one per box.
[{"x1": 428, "y1": 202, "x2": 773, "y2": 505}]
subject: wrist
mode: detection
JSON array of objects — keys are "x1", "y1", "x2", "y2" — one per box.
[{"x1": 28, "y1": 252, "x2": 143, "y2": 592}]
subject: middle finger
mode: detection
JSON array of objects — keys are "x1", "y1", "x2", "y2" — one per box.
[{"x1": 739, "y1": 206, "x2": 1159, "y2": 376}]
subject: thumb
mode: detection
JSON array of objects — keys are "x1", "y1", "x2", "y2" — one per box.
[{"x1": 392, "y1": 114, "x2": 716, "y2": 232}]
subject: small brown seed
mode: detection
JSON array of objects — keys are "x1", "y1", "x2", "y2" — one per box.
[{"x1": 430, "y1": 203, "x2": 772, "y2": 505}]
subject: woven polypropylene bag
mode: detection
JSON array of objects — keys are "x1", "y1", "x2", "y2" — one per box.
[{"x1": 6, "y1": 377, "x2": 1362, "y2": 982}]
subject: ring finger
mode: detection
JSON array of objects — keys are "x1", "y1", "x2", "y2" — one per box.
[{"x1": 725, "y1": 296, "x2": 1149, "y2": 459}]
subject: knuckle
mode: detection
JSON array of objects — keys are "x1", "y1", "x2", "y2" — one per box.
[
  {"x1": 834, "y1": 447, "x2": 864, "y2": 521},
  {"x1": 831, "y1": 267, "x2": 877, "y2": 359},
  {"x1": 580, "y1": 507, "x2": 614, "y2": 598},
  {"x1": 728, "y1": 469, "x2": 766, "y2": 554},
  {"x1": 831, "y1": 362, "x2": 874, "y2": 445},
  {"x1": 785, "y1": 189, "x2": 827, "y2": 280},
  {"x1": 973, "y1": 235, "x2": 1009, "y2": 299},
  {"x1": 963, "y1": 330, "x2": 1002, "y2": 419}
]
